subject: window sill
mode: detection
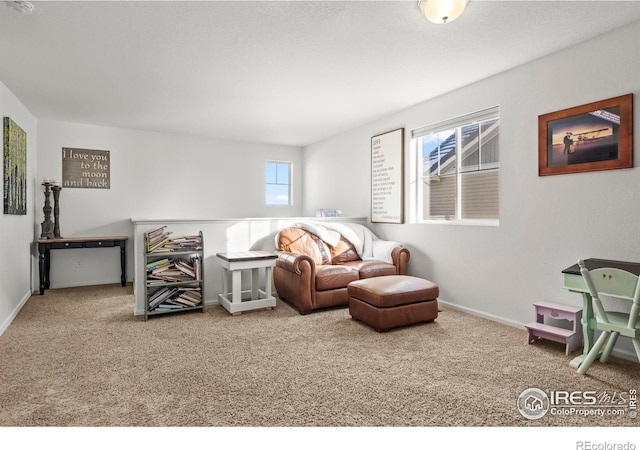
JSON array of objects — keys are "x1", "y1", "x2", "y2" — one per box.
[{"x1": 414, "y1": 219, "x2": 499, "y2": 227}]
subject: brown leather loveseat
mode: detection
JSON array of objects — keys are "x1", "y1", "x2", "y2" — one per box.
[{"x1": 273, "y1": 222, "x2": 410, "y2": 314}]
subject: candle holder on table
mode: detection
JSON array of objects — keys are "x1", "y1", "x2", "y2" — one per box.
[
  {"x1": 52, "y1": 184, "x2": 62, "y2": 239},
  {"x1": 40, "y1": 181, "x2": 54, "y2": 239}
]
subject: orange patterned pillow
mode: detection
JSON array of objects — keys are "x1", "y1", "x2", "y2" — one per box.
[
  {"x1": 330, "y1": 235, "x2": 360, "y2": 264},
  {"x1": 277, "y1": 228, "x2": 331, "y2": 265}
]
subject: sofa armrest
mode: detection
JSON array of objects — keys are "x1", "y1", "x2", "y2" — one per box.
[
  {"x1": 274, "y1": 252, "x2": 316, "y2": 314},
  {"x1": 276, "y1": 252, "x2": 315, "y2": 274},
  {"x1": 391, "y1": 247, "x2": 410, "y2": 275}
]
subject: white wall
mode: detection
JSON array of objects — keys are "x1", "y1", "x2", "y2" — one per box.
[
  {"x1": 303, "y1": 21, "x2": 640, "y2": 360},
  {"x1": 0, "y1": 80, "x2": 37, "y2": 335},
  {"x1": 35, "y1": 121, "x2": 303, "y2": 290}
]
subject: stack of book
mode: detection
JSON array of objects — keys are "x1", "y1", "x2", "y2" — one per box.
[
  {"x1": 174, "y1": 287, "x2": 202, "y2": 307},
  {"x1": 145, "y1": 227, "x2": 202, "y2": 253},
  {"x1": 159, "y1": 235, "x2": 202, "y2": 251},
  {"x1": 146, "y1": 256, "x2": 200, "y2": 283},
  {"x1": 145, "y1": 226, "x2": 172, "y2": 253},
  {"x1": 148, "y1": 286, "x2": 202, "y2": 311},
  {"x1": 148, "y1": 286, "x2": 179, "y2": 310}
]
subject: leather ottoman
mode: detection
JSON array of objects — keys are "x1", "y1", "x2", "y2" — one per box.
[{"x1": 347, "y1": 275, "x2": 439, "y2": 331}]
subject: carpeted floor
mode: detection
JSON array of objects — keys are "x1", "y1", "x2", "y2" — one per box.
[{"x1": 0, "y1": 283, "x2": 637, "y2": 428}]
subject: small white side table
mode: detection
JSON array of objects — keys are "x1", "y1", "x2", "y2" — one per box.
[{"x1": 216, "y1": 251, "x2": 277, "y2": 315}]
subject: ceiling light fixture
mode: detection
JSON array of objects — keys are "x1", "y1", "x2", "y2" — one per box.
[
  {"x1": 418, "y1": 0, "x2": 469, "y2": 24},
  {"x1": 5, "y1": 1, "x2": 34, "y2": 15}
]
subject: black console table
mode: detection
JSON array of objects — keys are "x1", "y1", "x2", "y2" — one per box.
[{"x1": 37, "y1": 236, "x2": 128, "y2": 295}]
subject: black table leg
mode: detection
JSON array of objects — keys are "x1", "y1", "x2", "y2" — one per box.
[
  {"x1": 38, "y1": 247, "x2": 46, "y2": 295},
  {"x1": 44, "y1": 249, "x2": 51, "y2": 289},
  {"x1": 120, "y1": 241, "x2": 126, "y2": 286}
]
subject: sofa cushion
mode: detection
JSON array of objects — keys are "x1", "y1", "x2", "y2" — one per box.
[
  {"x1": 342, "y1": 260, "x2": 397, "y2": 278},
  {"x1": 277, "y1": 227, "x2": 331, "y2": 266},
  {"x1": 315, "y1": 265, "x2": 359, "y2": 291},
  {"x1": 330, "y1": 235, "x2": 360, "y2": 264}
]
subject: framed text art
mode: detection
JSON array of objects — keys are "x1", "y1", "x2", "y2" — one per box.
[
  {"x1": 62, "y1": 148, "x2": 110, "y2": 189},
  {"x1": 3, "y1": 117, "x2": 27, "y2": 215},
  {"x1": 371, "y1": 128, "x2": 404, "y2": 224},
  {"x1": 538, "y1": 94, "x2": 633, "y2": 176}
]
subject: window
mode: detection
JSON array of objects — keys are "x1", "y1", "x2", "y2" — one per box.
[
  {"x1": 412, "y1": 106, "x2": 499, "y2": 223},
  {"x1": 265, "y1": 161, "x2": 291, "y2": 205}
]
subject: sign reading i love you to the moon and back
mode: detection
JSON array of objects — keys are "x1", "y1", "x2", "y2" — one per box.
[{"x1": 62, "y1": 147, "x2": 110, "y2": 189}]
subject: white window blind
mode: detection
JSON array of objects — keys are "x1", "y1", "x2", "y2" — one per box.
[{"x1": 413, "y1": 106, "x2": 500, "y2": 223}]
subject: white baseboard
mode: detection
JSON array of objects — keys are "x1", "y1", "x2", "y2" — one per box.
[
  {"x1": 438, "y1": 299, "x2": 525, "y2": 329},
  {"x1": 0, "y1": 289, "x2": 32, "y2": 337},
  {"x1": 438, "y1": 299, "x2": 639, "y2": 363},
  {"x1": 41, "y1": 280, "x2": 128, "y2": 289}
]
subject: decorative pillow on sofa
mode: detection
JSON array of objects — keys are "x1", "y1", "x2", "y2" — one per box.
[
  {"x1": 277, "y1": 228, "x2": 332, "y2": 265},
  {"x1": 330, "y1": 235, "x2": 360, "y2": 264}
]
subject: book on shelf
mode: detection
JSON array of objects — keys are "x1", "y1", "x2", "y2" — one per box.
[
  {"x1": 177, "y1": 287, "x2": 200, "y2": 293},
  {"x1": 192, "y1": 256, "x2": 201, "y2": 280},
  {"x1": 174, "y1": 260, "x2": 195, "y2": 278},
  {"x1": 148, "y1": 273, "x2": 189, "y2": 283},
  {"x1": 160, "y1": 236, "x2": 202, "y2": 250},
  {"x1": 147, "y1": 229, "x2": 170, "y2": 242},
  {"x1": 148, "y1": 286, "x2": 172, "y2": 302},
  {"x1": 156, "y1": 303, "x2": 184, "y2": 310},
  {"x1": 147, "y1": 237, "x2": 171, "y2": 253},
  {"x1": 171, "y1": 235, "x2": 201, "y2": 244},
  {"x1": 147, "y1": 258, "x2": 198, "y2": 283},
  {"x1": 145, "y1": 226, "x2": 167, "y2": 240},
  {"x1": 146, "y1": 258, "x2": 172, "y2": 269},
  {"x1": 151, "y1": 268, "x2": 183, "y2": 276},
  {"x1": 145, "y1": 226, "x2": 174, "y2": 253},
  {"x1": 165, "y1": 299, "x2": 186, "y2": 306},
  {"x1": 147, "y1": 234, "x2": 202, "y2": 253},
  {"x1": 178, "y1": 289, "x2": 201, "y2": 302},
  {"x1": 174, "y1": 296, "x2": 199, "y2": 307},
  {"x1": 148, "y1": 262, "x2": 173, "y2": 274},
  {"x1": 148, "y1": 287, "x2": 179, "y2": 309},
  {"x1": 179, "y1": 286, "x2": 201, "y2": 296}
]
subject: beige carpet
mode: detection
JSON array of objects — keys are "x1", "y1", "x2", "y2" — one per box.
[{"x1": 0, "y1": 284, "x2": 637, "y2": 428}]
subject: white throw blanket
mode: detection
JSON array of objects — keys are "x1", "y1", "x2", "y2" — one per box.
[{"x1": 282, "y1": 221, "x2": 402, "y2": 264}]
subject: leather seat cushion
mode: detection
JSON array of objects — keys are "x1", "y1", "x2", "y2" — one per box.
[
  {"x1": 316, "y1": 265, "x2": 360, "y2": 291},
  {"x1": 343, "y1": 260, "x2": 397, "y2": 279},
  {"x1": 347, "y1": 275, "x2": 439, "y2": 308}
]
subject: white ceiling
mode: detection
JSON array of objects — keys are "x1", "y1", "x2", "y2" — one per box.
[{"x1": 1, "y1": 1, "x2": 640, "y2": 147}]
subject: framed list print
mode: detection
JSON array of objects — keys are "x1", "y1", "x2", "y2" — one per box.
[{"x1": 371, "y1": 128, "x2": 404, "y2": 224}]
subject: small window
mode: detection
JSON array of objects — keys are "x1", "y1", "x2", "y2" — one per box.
[{"x1": 265, "y1": 161, "x2": 291, "y2": 205}]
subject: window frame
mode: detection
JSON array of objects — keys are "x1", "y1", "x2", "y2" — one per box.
[
  {"x1": 265, "y1": 160, "x2": 293, "y2": 206},
  {"x1": 411, "y1": 106, "x2": 500, "y2": 226}
]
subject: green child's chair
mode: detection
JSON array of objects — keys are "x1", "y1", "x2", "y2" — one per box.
[{"x1": 576, "y1": 259, "x2": 640, "y2": 375}]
